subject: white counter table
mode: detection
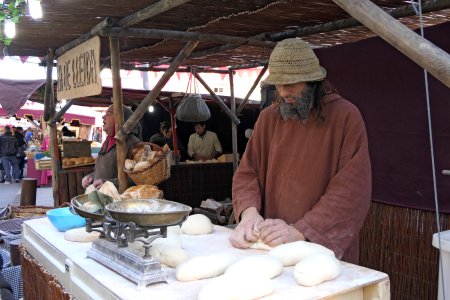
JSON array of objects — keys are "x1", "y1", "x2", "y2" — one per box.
[{"x1": 22, "y1": 218, "x2": 390, "y2": 300}]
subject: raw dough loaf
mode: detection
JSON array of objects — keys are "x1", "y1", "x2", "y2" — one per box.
[
  {"x1": 181, "y1": 214, "x2": 214, "y2": 235},
  {"x1": 269, "y1": 240, "x2": 335, "y2": 266},
  {"x1": 225, "y1": 254, "x2": 283, "y2": 279},
  {"x1": 64, "y1": 228, "x2": 100, "y2": 242},
  {"x1": 175, "y1": 253, "x2": 237, "y2": 281},
  {"x1": 250, "y1": 239, "x2": 272, "y2": 251},
  {"x1": 149, "y1": 244, "x2": 188, "y2": 268},
  {"x1": 198, "y1": 274, "x2": 274, "y2": 300},
  {"x1": 294, "y1": 253, "x2": 341, "y2": 286},
  {"x1": 120, "y1": 185, "x2": 164, "y2": 200}
]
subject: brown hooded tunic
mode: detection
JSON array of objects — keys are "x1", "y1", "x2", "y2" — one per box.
[{"x1": 232, "y1": 93, "x2": 371, "y2": 264}]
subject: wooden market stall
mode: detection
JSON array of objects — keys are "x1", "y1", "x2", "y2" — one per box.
[{"x1": 2, "y1": 0, "x2": 450, "y2": 299}]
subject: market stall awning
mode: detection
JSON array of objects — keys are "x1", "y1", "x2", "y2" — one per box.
[
  {"x1": 0, "y1": 108, "x2": 96, "y2": 126},
  {"x1": 0, "y1": 79, "x2": 46, "y2": 115}
]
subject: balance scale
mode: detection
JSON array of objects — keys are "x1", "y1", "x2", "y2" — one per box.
[{"x1": 86, "y1": 218, "x2": 168, "y2": 289}]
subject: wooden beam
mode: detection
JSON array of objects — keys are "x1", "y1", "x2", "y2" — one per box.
[
  {"x1": 109, "y1": 36, "x2": 128, "y2": 193},
  {"x1": 24, "y1": 116, "x2": 42, "y2": 131},
  {"x1": 117, "y1": 0, "x2": 192, "y2": 28},
  {"x1": 54, "y1": 18, "x2": 113, "y2": 57},
  {"x1": 176, "y1": 1, "x2": 450, "y2": 67},
  {"x1": 43, "y1": 49, "x2": 54, "y2": 122},
  {"x1": 193, "y1": 72, "x2": 240, "y2": 126},
  {"x1": 229, "y1": 69, "x2": 238, "y2": 173},
  {"x1": 265, "y1": 0, "x2": 450, "y2": 42},
  {"x1": 236, "y1": 65, "x2": 268, "y2": 115},
  {"x1": 50, "y1": 99, "x2": 75, "y2": 125},
  {"x1": 102, "y1": 27, "x2": 275, "y2": 48},
  {"x1": 125, "y1": 66, "x2": 231, "y2": 74},
  {"x1": 333, "y1": 0, "x2": 450, "y2": 88},
  {"x1": 116, "y1": 41, "x2": 199, "y2": 141}
]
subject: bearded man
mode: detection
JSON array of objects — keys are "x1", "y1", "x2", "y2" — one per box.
[{"x1": 230, "y1": 38, "x2": 371, "y2": 264}]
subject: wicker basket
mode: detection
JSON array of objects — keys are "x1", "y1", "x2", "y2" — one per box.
[{"x1": 124, "y1": 143, "x2": 172, "y2": 185}]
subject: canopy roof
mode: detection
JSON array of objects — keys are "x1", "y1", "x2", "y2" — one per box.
[{"x1": 2, "y1": 0, "x2": 449, "y2": 69}]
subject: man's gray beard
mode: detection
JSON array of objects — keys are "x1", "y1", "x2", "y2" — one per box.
[{"x1": 279, "y1": 86, "x2": 314, "y2": 121}]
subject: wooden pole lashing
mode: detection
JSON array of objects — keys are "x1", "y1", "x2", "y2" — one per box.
[
  {"x1": 116, "y1": 41, "x2": 199, "y2": 141},
  {"x1": 109, "y1": 36, "x2": 128, "y2": 193}
]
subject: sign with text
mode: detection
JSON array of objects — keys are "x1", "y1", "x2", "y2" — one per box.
[{"x1": 57, "y1": 36, "x2": 102, "y2": 100}]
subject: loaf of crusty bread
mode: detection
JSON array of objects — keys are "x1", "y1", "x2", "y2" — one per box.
[{"x1": 121, "y1": 185, "x2": 164, "y2": 200}]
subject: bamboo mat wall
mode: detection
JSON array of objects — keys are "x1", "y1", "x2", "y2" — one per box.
[{"x1": 360, "y1": 201, "x2": 449, "y2": 299}]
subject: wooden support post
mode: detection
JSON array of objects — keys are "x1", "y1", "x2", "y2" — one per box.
[
  {"x1": 116, "y1": 41, "x2": 199, "y2": 141},
  {"x1": 109, "y1": 36, "x2": 128, "y2": 193},
  {"x1": 229, "y1": 69, "x2": 238, "y2": 173},
  {"x1": 193, "y1": 72, "x2": 240, "y2": 126},
  {"x1": 50, "y1": 99, "x2": 75, "y2": 125},
  {"x1": 168, "y1": 99, "x2": 180, "y2": 163},
  {"x1": 49, "y1": 124, "x2": 60, "y2": 206},
  {"x1": 236, "y1": 65, "x2": 268, "y2": 115},
  {"x1": 43, "y1": 49, "x2": 54, "y2": 122},
  {"x1": 333, "y1": 0, "x2": 450, "y2": 88}
]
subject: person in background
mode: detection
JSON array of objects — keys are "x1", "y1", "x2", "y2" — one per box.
[
  {"x1": 150, "y1": 121, "x2": 187, "y2": 161},
  {"x1": 25, "y1": 128, "x2": 33, "y2": 145},
  {"x1": 61, "y1": 126, "x2": 76, "y2": 137},
  {"x1": 187, "y1": 122, "x2": 222, "y2": 161},
  {"x1": 230, "y1": 38, "x2": 371, "y2": 264},
  {"x1": 0, "y1": 126, "x2": 20, "y2": 184},
  {"x1": 40, "y1": 130, "x2": 52, "y2": 186},
  {"x1": 13, "y1": 127, "x2": 26, "y2": 179},
  {"x1": 82, "y1": 105, "x2": 141, "y2": 190}
]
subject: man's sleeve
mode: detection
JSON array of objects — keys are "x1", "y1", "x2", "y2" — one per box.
[
  {"x1": 294, "y1": 111, "x2": 372, "y2": 259},
  {"x1": 232, "y1": 118, "x2": 266, "y2": 221}
]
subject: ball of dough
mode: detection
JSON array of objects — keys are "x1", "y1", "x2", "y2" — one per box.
[
  {"x1": 181, "y1": 214, "x2": 214, "y2": 235},
  {"x1": 176, "y1": 253, "x2": 237, "y2": 282},
  {"x1": 198, "y1": 274, "x2": 274, "y2": 300},
  {"x1": 294, "y1": 253, "x2": 341, "y2": 286},
  {"x1": 225, "y1": 255, "x2": 283, "y2": 279},
  {"x1": 269, "y1": 241, "x2": 335, "y2": 266},
  {"x1": 150, "y1": 244, "x2": 189, "y2": 268},
  {"x1": 64, "y1": 228, "x2": 100, "y2": 242}
]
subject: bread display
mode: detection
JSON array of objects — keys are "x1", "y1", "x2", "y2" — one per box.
[
  {"x1": 62, "y1": 156, "x2": 95, "y2": 168},
  {"x1": 120, "y1": 185, "x2": 164, "y2": 200},
  {"x1": 124, "y1": 144, "x2": 170, "y2": 172}
]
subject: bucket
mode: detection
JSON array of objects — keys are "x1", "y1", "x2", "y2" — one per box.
[{"x1": 432, "y1": 230, "x2": 450, "y2": 300}]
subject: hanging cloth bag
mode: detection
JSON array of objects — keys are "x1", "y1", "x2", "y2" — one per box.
[{"x1": 176, "y1": 72, "x2": 211, "y2": 122}]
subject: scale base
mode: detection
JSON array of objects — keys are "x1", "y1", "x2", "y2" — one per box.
[{"x1": 87, "y1": 238, "x2": 167, "y2": 289}]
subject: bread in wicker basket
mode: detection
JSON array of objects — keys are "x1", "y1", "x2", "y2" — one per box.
[{"x1": 124, "y1": 142, "x2": 172, "y2": 185}]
